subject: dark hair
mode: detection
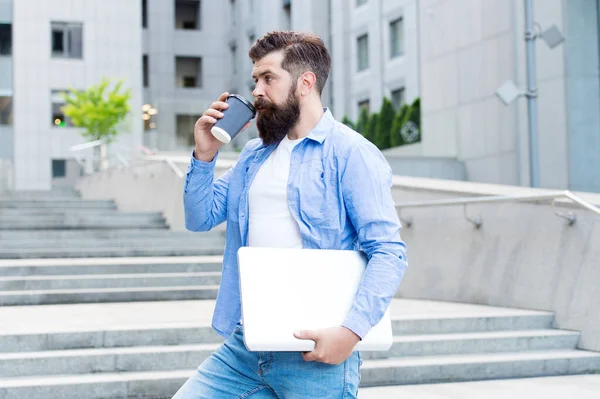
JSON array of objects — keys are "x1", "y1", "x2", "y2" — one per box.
[{"x1": 249, "y1": 31, "x2": 331, "y2": 95}]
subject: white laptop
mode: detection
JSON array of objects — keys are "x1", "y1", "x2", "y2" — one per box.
[{"x1": 237, "y1": 246, "x2": 393, "y2": 352}]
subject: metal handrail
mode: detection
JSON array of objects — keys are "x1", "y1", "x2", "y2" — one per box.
[{"x1": 395, "y1": 190, "x2": 600, "y2": 228}]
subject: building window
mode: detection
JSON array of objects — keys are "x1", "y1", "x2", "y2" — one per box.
[
  {"x1": 142, "y1": 0, "x2": 148, "y2": 28},
  {"x1": 390, "y1": 17, "x2": 404, "y2": 58},
  {"x1": 356, "y1": 0, "x2": 367, "y2": 6},
  {"x1": 176, "y1": 114, "x2": 201, "y2": 147},
  {"x1": 52, "y1": 159, "x2": 66, "y2": 178},
  {"x1": 175, "y1": 0, "x2": 201, "y2": 30},
  {"x1": 230, "y1": 0, "x2": 237, "y2": 25},
  {"x1": 51, "y1": 90, "x2": 72, "y2": 127},
  {"x1": 357, "y1": 34, "x2": 369, "y2": 72},
  {"x1": 0, "y1": 24, "x2": 11, "y2": 55},
  {"x1": 231, "y1": 45, "x2": 237, "y2": 74},
  {"x1": 176, "y1": 56, "x2": 202, "y2": 88},
  {"x1": 51, "y1": 22, "x2": 83, "y2": 59},
  {"x1": 143, "y1": 55, "x2": 149, "y2": 87},
  {"x1": 0, "y1": 97, "x2": 12, "y2": 125},
  {"x1": 283, "y1": 0, "x2": 291, "y2": 30},
  {"x1": 358, "y1": 99, "x2": 370, "y2": 113},
  {"x1": 391, "y1": 87, "x2": 405, "y2": 110}
]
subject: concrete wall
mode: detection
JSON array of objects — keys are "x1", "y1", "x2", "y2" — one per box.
[
  {"x1": 417, "y1": 0, "x2": 600, "y2": 193},
  {"x1": 393, "y1": 186, "x2": 600, "y2": 352},
  {"x1": 12, "y1": 0, "x2": 143, "y2": 190},
  {"x1": 76, "y1": 157, "x2": 231, "y2": 232}
]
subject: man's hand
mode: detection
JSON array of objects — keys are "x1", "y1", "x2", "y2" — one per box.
[{"x1": 294, "y1": 326, "x2": 361, "y2": 365}]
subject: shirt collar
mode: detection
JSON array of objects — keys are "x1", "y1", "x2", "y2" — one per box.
[{"x1": 306, "y1": 108, "x2": 335, "y2": 144}]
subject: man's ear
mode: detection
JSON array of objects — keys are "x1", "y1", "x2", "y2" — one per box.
[{"x1": 299, "y1": 71, "x2": 317, "y2": 96}]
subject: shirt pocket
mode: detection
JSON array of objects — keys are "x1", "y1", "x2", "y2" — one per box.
[{"x1": 297, "y1": 159, "x2": 340, "y2": 228}]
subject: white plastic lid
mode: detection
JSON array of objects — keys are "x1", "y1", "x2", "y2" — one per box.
[{"x1": 211, "y1": 126, "x2": 232, "y2": 144}]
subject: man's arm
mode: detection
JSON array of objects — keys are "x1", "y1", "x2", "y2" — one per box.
[
  {"x1": 340, "y1": 143, "x2": 408, "y2": 339},
  {"x1": 183, "y1": 152, "x2": 231, "y2": 232}
]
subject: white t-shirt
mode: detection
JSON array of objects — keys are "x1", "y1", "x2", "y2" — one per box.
[{"x1": 248, "y1": 135, "x2": 305, "y2": 248}]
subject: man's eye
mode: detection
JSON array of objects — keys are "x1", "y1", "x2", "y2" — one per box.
[{"x1": 266, "y1": 76, "x2": 273, "y2": 82}]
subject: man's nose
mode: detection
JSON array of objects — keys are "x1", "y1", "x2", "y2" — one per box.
[{"x1": 252, "y1": 82, "x2": 264, "y2": 98}]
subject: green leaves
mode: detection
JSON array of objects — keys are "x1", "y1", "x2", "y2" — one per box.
[
  {"x1": 61, "y1": 78, "x2": 132, "y2": 144},
  {"x1": 345, "y1": 97, "x2": 421, "y2": 150}
]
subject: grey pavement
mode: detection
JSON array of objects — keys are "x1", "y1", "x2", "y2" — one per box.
[{"x1": 358, "y1": 375, "x2": 600, "y2": 398}]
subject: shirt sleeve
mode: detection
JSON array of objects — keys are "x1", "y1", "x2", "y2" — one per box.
[
  {"x1": 340, "y1": 142, "x2": 408, "y2": 339},
  {"x1": 183, "y1": 151, "x2": 232, "y2": 232}
]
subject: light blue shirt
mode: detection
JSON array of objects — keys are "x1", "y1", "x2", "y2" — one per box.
[{"x1": 184, "y1": 109, "x2": 408, "y2": 339}]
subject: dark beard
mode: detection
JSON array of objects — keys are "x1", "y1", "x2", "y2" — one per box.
[{"x1": 254, "y1": 86, "x2": 301, "y2": 146}]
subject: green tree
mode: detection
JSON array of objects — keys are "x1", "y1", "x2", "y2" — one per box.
[
  {"x1": 363, "y1": 113, "x2": 379, "y2": 144},
  {"x1": 62, "y1": 78, "x2": 132, "y2": 144},
  {"x1": 341, "y1": 115, "x2": 355, "y2": 130},
  {"x1": 390, "y1": 104, "x2": 410, "y2": 147},
  {"x1": 356, "y1": 107, "x2": 369, "y2": 135},
  {"x1": 375, "y1": 97, "x2": 395, "y2": 150}
]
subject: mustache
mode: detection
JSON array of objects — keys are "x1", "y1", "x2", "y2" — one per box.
[{"x1": 254, "y1": 97, "x2": 273, "y2": 110}]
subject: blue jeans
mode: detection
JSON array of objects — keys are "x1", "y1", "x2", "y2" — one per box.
[{"x1": 172, "y1": 325, "x2": 362, "y2": 398}]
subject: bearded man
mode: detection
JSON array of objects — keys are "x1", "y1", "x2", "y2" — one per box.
[{"x1": 177, "y1": 31, "x2": 407, "y2": 399}]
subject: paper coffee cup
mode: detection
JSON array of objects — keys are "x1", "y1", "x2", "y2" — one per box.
[{"x1": 211, "y1": 94, "x2": 256, "y2": 144}]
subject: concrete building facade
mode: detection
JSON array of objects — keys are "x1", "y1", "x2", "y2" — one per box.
[
  {"x1": 0, "y1": 0, "x2": 143, "y2": 191},
  {"x1": 394, "y1": 0, "x2": 600, "y2": 192}
]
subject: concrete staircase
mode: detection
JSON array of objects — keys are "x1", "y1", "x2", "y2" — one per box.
[
  {"x1": 0, "y1": 190, "x2": 225, "y2": 259},
  {"x1": 0, "y1": 299, "x2": 598, "y2": 398},
  {"x1": 0, "y1": 257, "x2": 222, "y2": 306},
  {"x1": 1, "y1": 189, "x2": 599, "y2": 398}
]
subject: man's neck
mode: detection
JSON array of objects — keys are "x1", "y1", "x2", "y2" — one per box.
[{"x1": 287, "y1": 102, "x2": 325, "y2": 141}]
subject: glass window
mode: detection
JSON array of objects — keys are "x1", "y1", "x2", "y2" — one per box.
[
  {"x1": 142, "y1": 0, "x2": 148, "y2": 28},
  {"x1": 175, "y1": 0, "x2": 201, "y2": 30},
  {"x1": 51, "y1": 22, "x2": 83, "y2": 59},
  {"x1": 0, "y1": 24, "x2": 11, "y2": 55},
  {"x1": 52, "y1": 159, "x2": 66, "y2": 178},
  {"x1": 358, "y1": 99, "x2": 370, "y2": 113},
  {"x1": 176, "y1": 114, "x2": 201, "y2": 147},
  {"x1": 357, "y1": 34, "x2": 369, "y2": 72},
  {"x1": 0, "y1": 97, "x2": 12, "y2": 125},
  {"x1": 356, "y1": 0, "x2": 367, "y2": 6},
  {"x1": 390, "y1": 17, "x2": 404, "y2": 58},
  {"x1": 391, "y1": 87, "x2": 405, "y2": 110},
  {"x1": 51, "y1": 90, "x2": 72, "y2": 127},
  {"x1": 143, "y1": 55, "x2": 149, "y2": 87},
  {"x1": 176, "y1": 56, "x2": 202, "y2": 88}
]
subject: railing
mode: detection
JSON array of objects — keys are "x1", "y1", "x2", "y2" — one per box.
[{"x1": 395, "y1": 190, "x2": 600, "y2": 228}]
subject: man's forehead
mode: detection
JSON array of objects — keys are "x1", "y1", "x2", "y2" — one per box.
[{"x1": 252, "y1": 52, "x2": 285, "y2": 75}]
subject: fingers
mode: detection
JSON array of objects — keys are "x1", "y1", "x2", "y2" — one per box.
[
  {"x1": 204, "y1": 108, "x2": 224, "y2": 119},
  {"x1": 294, "y1": 330, "x2": 319, "y2": 340},
  {"x1": 302, "y1": 351, "x2": 319, "y2": 362},
  {"x1": 198, "y1": 115, "x2": 218, "y2": 125},
  {"x1": 218, "y1": 91, "x2": 229, "y2": 102}
]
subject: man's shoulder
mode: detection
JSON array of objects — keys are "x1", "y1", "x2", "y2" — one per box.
[{"x1": 327, "y1": 120, "x2": 380, "y2": 158}]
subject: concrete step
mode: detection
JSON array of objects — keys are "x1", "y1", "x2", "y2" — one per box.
[
  {"x1": 0, "y1": 189, "x2": 80, "y2": 199},
  {"x1": 0, "y1": 285, "x2": 220, "y2": 306},
  {"x1": 0, "y1": 256, "x2": 223, "y2": 276},
  {"x1": 1, "y1": 350, "x2": 599, "y2": 398},
  {"x1": 0, "y1": 213, "x2": 165, "y2": 223},
  {"x1": 0, "y1": 236, "x2": 225, "y2": 249},
  {"x1": 0, "y1": 330, "x2": 580, "y2": 378},
  {"x1": 0, "y1": 199, "x2": 113, "y2": 209},
  {"x1": 360, "y1": 350, "x2": 600, "y2": 387},
  {"x1": 0, "y1": 245, "x2": 224, "y2": 259},
  {"x1": 0, "y1": 229, "x2": 216, "y2": 240},
  {"x1": 0, "y1": 308, "x2": 554, "y2": 353},
  {"x1": 363, "y1": 330, "x2": 580, "y2": 360},
  {"x1": 0, "y1": 208, "x2": 151, "y2": 217},
  {"x1": 0, "y1": 219, "x2": 168, "y2": 231},
  {"x1": 0, "y1": 272, "x2": 222, "y2": 291}
]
